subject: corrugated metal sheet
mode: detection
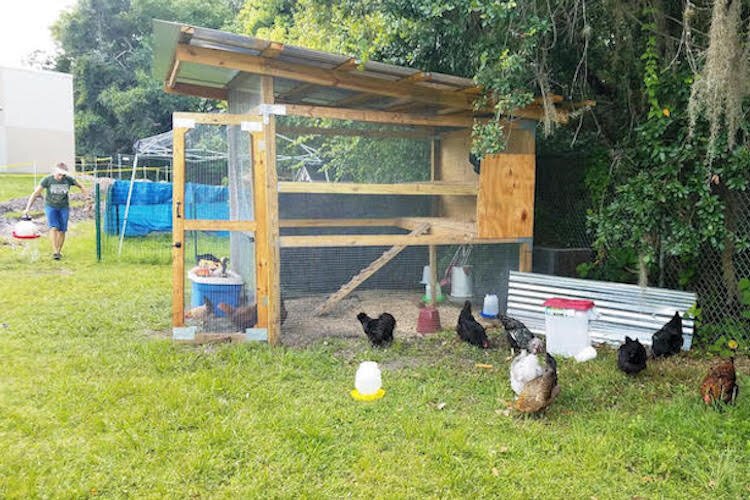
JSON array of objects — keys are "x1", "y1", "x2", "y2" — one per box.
[
  {"x1": 505, "y1": 271, "x2": 697, "y2": 350},
  {"x1": 152, "y1": 19, "x2": 478, "y2": 112}
]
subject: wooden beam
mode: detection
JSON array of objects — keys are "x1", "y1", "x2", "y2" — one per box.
[
  {"x1": 429, "y1": 244, "x2": 438, "y2": 306},
  {"x1": 172, "y1": 128, "x2": 187, "y2": 328},
  {"x1": 314, "y1": 222, "x2": 432, "y2": 315},
  {"x1": 252, "y1": 133, "x2": 269, "y2": 333},
  {"x1": 167, "y1": 59, "x2": 181, "y2": 89},
  {"x1": 280, "y1": 218, "x2": 401, "y2": 228},
  {"x1": 260, "y1": 41, "x2": 284, "y2": 58},
  {"x1": 175, "y1": 44, "x2": 476, "y2": 110},
  {"x1": 519, "y1": 242, "x2": 533, "y2": 272},
  {"x1": 173, "y1": 112, "x2": 261, "y2": 126},
  {"x1": 164, "y1": 82, "x2": 228, "y2": 101},
  {"x1": 183, "y1": 220, "x2": 257, "y2": 231},
  {"x1": 277, "y1": 125, "x2": 435, "y2": 139},
  {"x1": 279, "y1": 58, "x2": 360, "y2": 102},
  {"x1": 278, "y1": 181, "x2": 478, "y2": 196},
  {"x1": 261, "y1": 75, "x2": 281, "y2": 346},
  {"x1": 280, "y1": 234, "x2": 522, "y2": 247},
  {"x1": 279, "y1": 104, "x2": 473, "y2": 127}
]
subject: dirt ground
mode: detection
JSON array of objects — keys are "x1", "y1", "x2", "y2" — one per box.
[
  {"x1": 0, "y1": 192, "x2": 93, "y2": 243},
  {"x1": 280, "y1": 289, "x2": 503, "y2": 348}
]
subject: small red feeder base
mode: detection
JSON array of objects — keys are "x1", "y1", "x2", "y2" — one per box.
[{"x1": 416, "y1": 306, "x2": 441, "y2": 333}]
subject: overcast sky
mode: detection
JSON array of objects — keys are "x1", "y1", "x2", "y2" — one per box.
[{"x1": 0, "y1": 0, "x2": 77, "y2": 68}]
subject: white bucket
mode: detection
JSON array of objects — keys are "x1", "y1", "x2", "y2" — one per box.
[{"x1": 450, "y1": 265, "x2": 473, "y2": 298}]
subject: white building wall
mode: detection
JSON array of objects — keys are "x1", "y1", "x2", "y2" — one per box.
[{"x1": 0, "y1": 66, "x2": 74, "y2": 174}]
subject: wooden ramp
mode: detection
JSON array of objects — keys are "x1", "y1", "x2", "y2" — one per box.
[{"x1": 314, "y1": 223, "x2": 431, "y2": 316}]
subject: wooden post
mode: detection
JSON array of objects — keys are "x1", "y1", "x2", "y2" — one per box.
[
  {"x1": 519, "y1": 242, "x2": 533, "y2": 272},
  {"x1": 172, "y1": 127, "x2": 187, "y2": 327},
  {"x1": 252, "y1": 133, "x2": 270, "y2": 330},
  {"x1": 429, "y1": 244, "x2": 438, "y2": 306},
  {"x1": 261, "y1": 75, "x2": 281, "y2": 345},
  {"x1": 429, "y1": 137, "x2": 440, "y2": 306}
]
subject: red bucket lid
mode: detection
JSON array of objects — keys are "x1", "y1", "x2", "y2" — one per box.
[{"x1": 542, "y1": 297, "x2": 595, "y2": 311}]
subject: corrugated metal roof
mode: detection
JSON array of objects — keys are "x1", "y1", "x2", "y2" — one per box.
[{"x1": 153, "y1": 19, "x2": 480, "y2": 115}]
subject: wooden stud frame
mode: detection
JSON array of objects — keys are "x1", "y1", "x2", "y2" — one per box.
[{"x1": 171, "y1": 127, "x2": 187, "y2": 327}]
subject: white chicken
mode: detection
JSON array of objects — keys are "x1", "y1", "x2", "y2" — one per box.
[{"x1": 510, "y1": 337, "x2": 545, "y2": 396}]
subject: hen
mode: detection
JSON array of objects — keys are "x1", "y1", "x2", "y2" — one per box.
[
  {"x1": 497, "y1": 313, "x2": 537, "y2": 354},
  {"x1": 218, "y1": 302, "x2": 257, "y2": 331},
  {"x1": 456, "y1": 300, "x2": 489, "y2": 348},
  {"x1": 514, "y1": 353, "x2": 560, "y2": 414},
  {"x1": 651, "y1": 312, "x2": 684, "y2": 358},
  {"x1": 700, "y1": 348, "x2": 739, "y2": 405},
  {"x1": 617, "y1": 336, "x2": 647, "y2": 375},
  {"x1": 510, "y1": 337, "x2": 545, "y2": 396},
  {"x1": 185, "y1": 296, "x2": 213, "y2": 321},
  {"x1": 357, "y1": 312, "x2": 396, "y2": 347}
]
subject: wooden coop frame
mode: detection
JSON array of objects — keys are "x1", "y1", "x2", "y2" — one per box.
[{"x1": 154, "y1": 20, "x2": 584, "y2": 345}]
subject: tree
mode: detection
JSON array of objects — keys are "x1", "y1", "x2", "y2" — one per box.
[{"x1": 50, "y1": 0, "x2": 242, "y2": 155}]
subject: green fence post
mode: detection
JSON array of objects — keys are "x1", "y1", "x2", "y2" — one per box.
[{"x1": 95, "y1": 183, "x2": 101, "y2": 262}]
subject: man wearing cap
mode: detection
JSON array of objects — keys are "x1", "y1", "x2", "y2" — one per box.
[{"x1": 23, "y1": 162, "x2": 87, "y2": 260}]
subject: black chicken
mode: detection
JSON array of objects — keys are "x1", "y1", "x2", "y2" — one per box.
[
  {"x1": 357, "y1": 312, "x2": 396, "y2": 347},
  {"x1": 497, "y1": 313, "x2": 537, "y2": 353},
  {"x1": 457, "y1": 300, "x2": 489, "y2": 348},
  {"x1": 651, "y1": 312, "x2": 684, "y2": 358},
  {"x1": 617, "y1": 336, "x2": 647, "y2": 375}
]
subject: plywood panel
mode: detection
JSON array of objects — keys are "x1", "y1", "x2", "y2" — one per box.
[
  {"x1": 477, "y1": 153, "x2": 535, "y2": 238},
  {"x1": 438, "y1": 129, "x2": 478, "y2": 221}
]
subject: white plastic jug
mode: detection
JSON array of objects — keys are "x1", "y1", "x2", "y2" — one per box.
[
  {"x1": 355, "y1": 361, "x2": 382, "y2": 396},
  {"x1": 450, "y1": 266, "x2": 473, "y2": 298},
  {"x1": 482, "y1": 294, "x2": 499, "y2": 317}
]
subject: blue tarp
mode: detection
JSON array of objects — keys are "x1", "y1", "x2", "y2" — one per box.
[{"x1": 105, "y1": 180, "x2": 229, "y2": 236}]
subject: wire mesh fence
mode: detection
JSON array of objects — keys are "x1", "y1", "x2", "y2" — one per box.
[{"x1": 93, "y1": 117, "x2": 749, "y2": 348}]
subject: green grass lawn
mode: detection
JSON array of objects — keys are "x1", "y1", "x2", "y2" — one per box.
[
  {"x1": 1, "y1": 222, "x2": 748, "y2": 497},
  {"x1": 0, "y1": 174, "x2": 39, "y2": 202}
]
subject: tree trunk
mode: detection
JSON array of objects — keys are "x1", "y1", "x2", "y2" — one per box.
[{"x1": 638, "y1": 252, "x2": 649, "y2": 288}]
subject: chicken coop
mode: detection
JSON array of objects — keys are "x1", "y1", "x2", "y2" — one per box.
[{"x1": 153, "y1": 20, "x2": 577, "y2": 345}]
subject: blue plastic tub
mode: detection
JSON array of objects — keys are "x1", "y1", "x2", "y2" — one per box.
[{"x1": 188, "y1": 270, "x2": 244, "y2": 317}]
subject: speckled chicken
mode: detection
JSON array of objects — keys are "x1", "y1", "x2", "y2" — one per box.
[
  {"x1": 617, "y1": 336, "x2": 647, "y2": 375},
  {"x1": 497, "y1": 313, "x2": 537, "y2": 353},
  {"x1": 514, "y1": 353, "x2": 560, "y2": 414},
  {"x1": 651, "y1": 311, "x2": 684, "y2": 358},
  {"x1": 700, "y1": 345, "x2": 739, "y2": 405},
  {"x1": 510, "y1": 337, "x2": 545, "y2": 396},
  {"x1": 456, "y1": 300, "x2": 489, "y2": 348}
]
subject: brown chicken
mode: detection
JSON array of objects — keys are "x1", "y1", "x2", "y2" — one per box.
[
  {"x1": 700, "y1": 356, "x2": 739, "y2": 406},
  {"x1": 218, "y1": 302, "x2": 258, "y2": 331},
  {"x1": 514, "y1": 353, "x2": 560, "y2": 414}
]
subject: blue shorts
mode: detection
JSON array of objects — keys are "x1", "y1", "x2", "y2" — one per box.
[{"x1": 45, "y1": 206, "x2": 70, "y2": 232}]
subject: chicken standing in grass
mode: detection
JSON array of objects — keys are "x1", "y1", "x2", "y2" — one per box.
[
  {"x1": 357, "y1": 312, "x2": 396, "y2": 347},
  {"x1": 700, "y1": 342, "x2": 739, "y2": 406},
  {"x1": 456, "y1": 300, "x2": 489, "y2": 348},
  {"x1": 510, "y1": 337, "x2": 545, "y2": 396},
  {"x1": 617, "y1": 336, "x2": 647, "y2": 375},
  {"x1": 651, "y1": 311, "x2": 684, "y2": 358},
  {"x1": 514, "y1": 353, "x2": 560, "y2": 415},
  {"x1": 497, "y1": 312, "x2": 538, "y2": 354}
]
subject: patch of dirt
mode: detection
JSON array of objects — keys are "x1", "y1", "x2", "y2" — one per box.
[
  {"x1": 0, "y1": 178, "x2": 96, "y2": 244},
  {"x1": 279, "y1": 290, "x2": 503, "y2": 349}
]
